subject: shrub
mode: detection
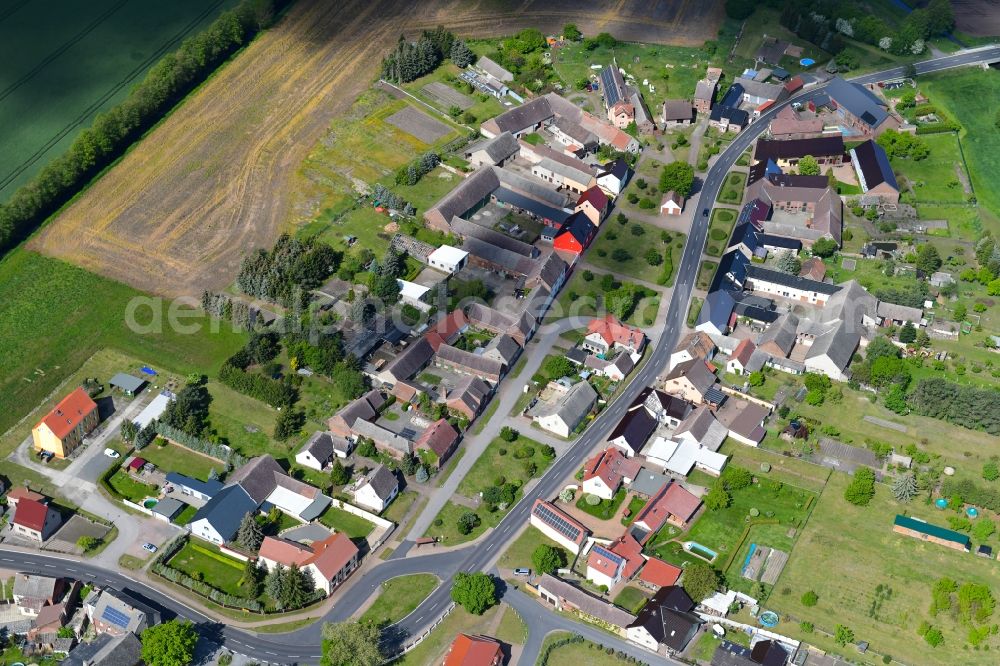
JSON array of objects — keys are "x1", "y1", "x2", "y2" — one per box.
[
  {"x1": 801, "y1": 590, "x2": 819, "y2": 606},
  {"x1": 585, "y1": 494, "x2": 601, "y2": 506}
]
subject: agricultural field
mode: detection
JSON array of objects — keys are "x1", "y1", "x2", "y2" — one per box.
[
  {"x1": 0, "y1": 0, "x2": 239, "y2": 201},
  {"x1": 771, "y1": 474, "x2": 1000, "y2": 664},
  {"x1": 921, "y1": 68, "x2": 1000, "y2": 236},
  {"x1": 0, "y1": 251, "x2": 247, "y2": 451},
  {"x1": 586, "y1": 219, "x2": 685, "y2": 286}
]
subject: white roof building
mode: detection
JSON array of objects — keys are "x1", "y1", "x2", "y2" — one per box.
[
  {"x1": 132, "y1": 391, "x2": 174, "y2": 429},
  {"x1": 644, "y1": 436, "x2": 728, "y2": 477},
  {"x1": 427, "y1": 245, "x2": 470, "y2": 274}
]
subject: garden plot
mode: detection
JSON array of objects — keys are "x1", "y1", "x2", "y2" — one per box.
[
  {"x1": 422, "y1": 82, "x2": 474, "y2": 110},
  {"x1": 386, "y1": 106, "x2": 453, "y2": 143}
]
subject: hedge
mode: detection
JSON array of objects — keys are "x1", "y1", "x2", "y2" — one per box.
[{"x1": 154, "y1": 422, "x2": 247, "y2": 469}]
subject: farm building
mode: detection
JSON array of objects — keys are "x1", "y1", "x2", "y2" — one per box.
[{"x1": 893, "y1": 515, "x2": 970, "y2": 552}]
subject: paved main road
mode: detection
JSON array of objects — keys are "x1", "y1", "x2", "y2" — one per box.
[{"x1": 2, "y1": 47, "x2": 995, "y2": 665}]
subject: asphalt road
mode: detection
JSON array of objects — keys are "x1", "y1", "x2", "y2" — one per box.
[{"x1": 1, "y1": 47, "x2": 996, "y2": 666}]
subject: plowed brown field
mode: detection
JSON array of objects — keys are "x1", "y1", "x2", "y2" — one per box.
[{"x1": 31, "y1": 0, "x2": 723, "y2": 299}]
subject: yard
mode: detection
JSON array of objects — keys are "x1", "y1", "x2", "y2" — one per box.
[
  {"x1": 612, "y1": 585, "x2": 650, "y2": 614},
  {"x1": 497, "y1": 526, "x2": 564, "y2": 572},
  {"x1": 318, "y1": 506, "x2": 375, "y2": 540},
  {"x1": 705, "y1": 208, "x2": 737, "y2": 256},
  {"x1": 382, "y1": 490, "x2": 419, "y2": 524},
  {"x1": 538, "y1": 632, "x2": 627, "y2": 666},
  {"x1": 552, "y1": 269, "x2": 661, "y2": 327},
  {"x1": 106, "y1": 470, "x2": 158, "y2": 504},
  {"x1": 140, "y1": 440, "x2": 223, "y2": 482},
  {"x1": 587, "y1": 219, "x2": 685, "y2": 287},
  {"x1": 167, "y1": 541, "x2": 247, "y2": 598},
  {"x1": 392, "y1": 603, "x2": 504, "y2": 665},
  {"x1": 422, "y1": 500, "x2": 496, "y2": 547},
  {"x1": 770, "y1": 474, "x2": 1000, "y2": 664},
  {"x1": 716, "y1": 172, "x2": 744, "y2": 205},
  {"x1": 696, "y1": 260, "x2": 718, "y2": 290},
  {"x1": 401, "y1": 63, "x2": 504, "y2": 126},
  {"x1": 359, "y1": 574, "x2": 438, "y2": 627},
  {"x1": 576, "y1": 487, "x2": 628, "y2": 521}
]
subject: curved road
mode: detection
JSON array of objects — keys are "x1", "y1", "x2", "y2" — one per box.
[{"x1": 3, "y1": 47, "x2": 996, "y2": 665}]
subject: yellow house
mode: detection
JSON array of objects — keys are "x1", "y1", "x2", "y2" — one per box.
[{"x1": 32, "y1": 387, "x2": 99, "y2": 459}]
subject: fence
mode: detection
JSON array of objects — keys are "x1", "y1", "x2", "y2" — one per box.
[{"x1": 394, "y1": 602, "x2": 456, "y2": 657}]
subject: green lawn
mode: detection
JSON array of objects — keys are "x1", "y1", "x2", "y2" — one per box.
[
  {"x1": 621, "y1": 495, "x2": 647, "y2": 525},
  {"x1": 457, "y1": 434, "x2": 553, "y2": 499},
  {"x1": 360, "y1": 574, "x2": 438, "y2": 627},
  {"x1": 107, "y1": 470, "x2": 158, "y2": 503},
  {"x1": 587, "y1": 219, "x2": 682, "y2": 286},
  {"x1": 537, "y1": 632, "x2": 625, "y2": 666},
  {"x1": 318, "y1": 506, "x2": 375, "y2": 540},
  {"x1": 697, "y1": 260, "x2": 718, "y2": 290},
  {"x1": 575, "y1": 487, "x2": 628, "y2": 520},
  {"x1": 716, "y1": 172, "x2": 744, "y2": 205},
  {"x1": 613, "y1": 585, "x2": 650, "y2": 614},
  {"x1": 497, "y1": 526, "x2": 565, "y2": 571},
  {"x1": 139, "y1": 441, "x2": 223, "y2": 482},
  {"x1": 771, "y1": 474, "x2": 1000, "y2": 664},
  {"x1": 382, "y1": 490, "x2": 419, "y2": 524},
  {"x1": 686, "y1": 297, "x2": 703, "y2": 327},
  {"x1": 174, "y1": 504, "x2": 198, "y2": 526},
  {"x1": 422, "y1": 500, "x2": 494, "y2": 547},
  {"x1": 0, "y1": 251, "x2": 247, "y2": 457},
  {"x1": 392, "y1": 604, "x2": 504, "y2": 665},
  {"x1": 495, "y1": 605, "x2": 528, "y2": 645},
  {"x1": 921, "y1": 68, "x2": 1000, "y2": 234},
  {"x1": 705, "y1": 208, "x2": 737, "y2": 257},
  {"x1": 553, "y1": 269, "x2": 661, "y2": 327},
  {"x1": 168, "y1": 541, "x2": 247, "y2": 598},
  {"x1": 891, "y1": 132, "x2": 969, "y2": 202},
  {"x1": 400, "y1": 63, "x2": 503, "y2": 126}
]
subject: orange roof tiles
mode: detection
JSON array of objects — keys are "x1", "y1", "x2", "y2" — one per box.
[{"x1": 36, "y1": 388, "x2": 97, "y2": 440}]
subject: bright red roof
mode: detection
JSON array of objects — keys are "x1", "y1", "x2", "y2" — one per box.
[
  {"x1": 583, "y1": 447, "x2": 641, "y2": 490},
  {"x1": 577, "y1": 186, "x2": 609, "y2": 212},
  {"x1": 444, "y1": 633, "x2": 503, "y2": 666},
  {"x1": 732, "y1": 338, "x2": 756, "y2": 366},
  {"x1": 639, "y1": 557, "x2": 682, "y2": 588},
  {"x1": 127, "y1": 457, "x2": 146, "y2": 470},
  {"x1": 608, "y1": 532, "x2": 644, "y2": 579},
  {"x1": 587, "y1": 314, "x2": 645, "y2": 349},
  {"x1": 36, "y1": 388, "x2": 97, "y2": 440},
  {"x1": 634, "y1": 480, "x2": 702, "y2": 535},
  {"x1": 784, "y1": 76, "x2": 804, "y2": 93},
  {"x1": 587, "y1": 545, "x2": 624, "y2": 578},
  {"x1": 14, "y1": 498, "x2": 48, "y2": 532},
  {"x1": 426, "y1": 310, "x2": 467, "y2": 351}
]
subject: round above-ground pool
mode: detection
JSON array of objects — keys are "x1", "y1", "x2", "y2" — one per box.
[
  {"x1": 968, "y1": 507, "x2": 980, "y2": 518},
  {"x1": 759, "y1": 611, "x2": 780, "y2": 627},
  {"x1": 800, "y1": 58, "x2": 816, "y2": 67},
  {"x1": 143, "y1": 497, "x2": 159, "y2": 510},
  {"x1": 935, "y1": 498, "x2": 948, "y2": 509}
]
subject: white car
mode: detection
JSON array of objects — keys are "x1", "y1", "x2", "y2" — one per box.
[
  {"x1": 104, "y1": 448, "x2": 120, "y2": 459},
  {"x1": 142, "y1": 543, "x2": 158, "y2": 553}
]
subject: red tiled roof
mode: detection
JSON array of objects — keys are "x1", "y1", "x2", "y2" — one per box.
[
  {"x1": 15, "y1": 498, "x2": 48, "y2": 532},
  {"x1": 426, "y1": 310, "x2": 467, "y2": 351},
  {"x1": 127, "y1": 457, "x2": 146, "y2": 470},
  {"x1": 587, "y1": 314, "x2": 645, "y2": 349},
  {"x1": 577, "y1": 186, "x2": 609, "y2": 212},
  {"x1": 444, "y1": 633, "x2": 503, "y2": 666},
  {"x1": 258, "y1": 536, "x2": 313, "y2": 567},
  {"x1": 608, "y1": 532, "x2": 644, "y2": 579},
  {"x1": 583, "y1": 447, "x2": 641, "y2": 489},
  {"x1": 308, "y1": 532, "x2": 359, "y2": 580},
  {"x1": 587, "y1": 545, "x2": 624, "y2": 578},
  {"x1": 530, "y1": 499, "x2": 588, "y2": 546},
  {"x1": 662, "y1": 482, "x2": 702, "y2": 523},
  {"x1": 7, "y1": 487, "x2": 44, "y2": 504},
  {"x1": 35, "y1": 388, "x2": 97, "y2": 440},
  {"x1": 732, "y1": 339, "x2": 756, "y2": 366},
  {"x1": 784, "y1": 76, "x2": 804, "y2": 93},
  {"x1": 639, "y1": 557, "x2": 682, "y2": 588},
  {"x1": 415, "y1": 419, "x2": 460, "y2": 458}
]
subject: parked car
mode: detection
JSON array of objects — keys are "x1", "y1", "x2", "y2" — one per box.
[
  {"x1": 513, "y1": 568, "x2": 531, "y2": 576},
  {"x1": 104, "y1": 448, "x2": 120, "y2": 459},
  {"x1": 703, "y1": 209, "x2": 709, "y2": 217},
  {"x1": 142, "y1": 543, "x2": 158, "y2": 553}
]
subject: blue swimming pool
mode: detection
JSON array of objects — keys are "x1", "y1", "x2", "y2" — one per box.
[
  {"x1": 685, "y1": 541, "x2": 718, "y2": 562},
  {"x1": 800, "y1": 58, "x2": 816, "y2": 67},
  {"x1": 935, "y1": 498, "x2": 948, "y2": 509}
]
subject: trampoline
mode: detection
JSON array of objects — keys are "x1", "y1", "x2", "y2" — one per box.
[
  {"x1": 935, "y1": 498, "x2": 948, "y2": 509},
  {"x1": 759, "y1": 611, "x2": 779, "y2": 627},
  {"x1": 799, "y1": 58, "x2": 816, "y2": 67},
  {"x1": 968, "y1": 507, "x2": 980, "y2": 518}
]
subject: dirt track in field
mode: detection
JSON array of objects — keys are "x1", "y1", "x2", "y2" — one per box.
[
  {"x1": 952, "y1": 0, "x2": 1000, "y2": 38},
  {"x1": 31, "y1": 0, "x2": 723, "y2": 299}
]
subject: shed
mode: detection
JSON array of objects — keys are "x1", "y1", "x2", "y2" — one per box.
[
  {"x1": 110, "y1": 373, "x2": 146, "y2": 396},
  {"x1": 126, "y1": 457, "x2": 146, "y2": 473},
  {"x1": 150, "y1": 497, "x2": 185, "y2": 523}
]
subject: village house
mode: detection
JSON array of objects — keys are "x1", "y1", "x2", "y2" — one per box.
[
  {"x1": 661, "y1": 99, "x2": 695, "y2": 127},
  {"x1": 536, "y1": 574, "x2": 637, "y2": 633},
  {"x1": 749, "y1": 136, "x2": 846, "y2": 185},
  {"x1": 553, "y1": 211, "x2": 597, "y2": 255},
  {"x1": 607, "y1": 403, "x2": 658, "y2": 457},
  {"x1": 661, "y1": 359, "x2": 720, "y2": 405},
  {"x1": 660, "y1": 191, "x2": 684, "y2": 216},
  {"x1": 257, "y1": 532, "x2": 360, "y2": 595},
  {"x1": 632, "y1": 480, "x2": 702, "y2": 535},
  {"x1": 12, "y1": 496, "x2": 61, "y2": 542},
  {"x1": 626, "y1": 586, "x2": 703, "y2": 654},
  {"x1": 596, "y1": 158, "x2": 631, "y2": 198},
  {"x1": 414, "y1": 418, "x2": 461, "y2": 468},
  {"x1": 850, "y1": 139, "x2": 900, "y2": 205},
  {"x1": 327, "y1": 390, "x2": 386, "y2": 437},
  {"x1": 530, "y1": 499, "x2": 590, "y2": 556},
  {"x1": 13, "y1": 574, "x2": 66, "y2": 617},
  {"x1": 818, "y1": 77, "x2": 903, "y2": 137},
  {"x1": 533, "y1": 380, "x2": 598, "y2": 438},
  {"x1": 443, "y1": 634, "x2": 504, "y2": 666},
  {"x1": 582, "y1": 446, "x2": 642, "y2": 499},
  {"x1": 583, "y1": 315, "x2": 646, "y2": 355},
  {"x1": 694, "y1": 79, "x2": 716, "y2": 114},
  {"x1": 352, "y1": 464, "x2": 399, "y2": 513},
  {"x1": 669, "y1": 331, "x2": 717, "y2": 371},
  {"x1": 86, "y1": 588, "x2": 160, "y2": 637},
  {"x1": 464, "y1": 132, "x2": 520, "y2": 168},
  {"x1": 32, "y1": 387, "x2": 99, "y2": 459},
  {"x1": 295, "y1": 431, "x2": 351, "y2": 471}
]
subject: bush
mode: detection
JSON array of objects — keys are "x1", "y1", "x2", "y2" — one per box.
[
  {"x1": 585, "y1": 494, "x2": 601, "y2": 506},
  {"x1": 500, "y1": 426, "x2": 519, "y2": 442},
  {"x1": 802, "y1": 590, "x2": 819, "y2": 606}
]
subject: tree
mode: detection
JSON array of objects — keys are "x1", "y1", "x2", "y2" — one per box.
[
  {"x1": 915, "y1": 329, "x2": 930, "y2": 348},
  {"x1": 892, "y1": 473, "x2": 917, "y2": 502},
  {"x1": 236, "y1": 512, "x2": 263, "y2": 551},
  {"x1": 973, "y1": 519, "x2": 996, "y2": 543},
  {"x1": 899, "y1": 322, "x2": 917, "y2": 343},
  {"x1": 659, "y1": 161, "x2": 695, "y2": 197},
  {"x1": 834, "y1": 624, "x2": 855, "y2": 646},
  {"x1": 457, "y1": 512, "x2": 480, "y2": 535},
  {"x1": 916, "y1": 243, "x2": 942, "y2": 273},
  {"x1": 544, "y1": 355, "x2": 576, "y2": 379},
  {"x1": 274, "y1": 408, "x2": 306, "y2": 441},
  {"x1": 775, "y1": 251, "x2": 801, "y2": 275},
  {"x1": 401, "y1": 452, "x2": 419, "y2": 476},
  {"x1": 330, "y1": 460, "x2": 350, "y2": 486},
  {"x1": 811, "y1": 237, "x2": 838, "y2": 258},
  {"x1": 645, "y1": 248, "x2": 662, "y2": 266},
  {"x1": 798, "y1": 155, "x2": 820, "y2": 176},
  {"x1": 924, "y1": 626, "x2": 944, "y2": 647},
  {"x1": 681, "y1": 562, "x2": 720, "y2": 602},
  {"x1": 844, "y1": 468, "x2": 876, "y2": 506},
  {"x1": 984, "y1": 462, "x2": 1000, "y2": 482},
  {"x1": 265, "y1": 563, "x2": 287, "y2": 601},
  {"x1": 802, "y1": 590, "x2": 819, "y2": 606},
  {"x1": 356, "y1": 437, "x2": 377, "y2": 459},
  {"x1": 704, "y1": 484, "x2": 732, "y2": 510},
  {"x1": 321, "y1": 621, "x2": 384, "y2": 666},
  {"x1": 725, "y1": 0, "x2": 756, "y2": 20},
  {"x1": 120, "y1": 419, "x2": 137, "y2": 443},
  {"x1": 748, "y1": 371, "x2": 765, "y2": 387},
  {"x1": 451, "y1": 572, "x2": 497, "y2": 614},
  {"x1": 926, "y1": 0, "x2": 955, "y2": 35},
  {"x1": 450, "y1": 40, "x2": 475, "y2": 67},
  {"x1": 563, "y1": 23, "x2": 582, "y2": 41},
  {"x1": 500, "y1": 426, "x2": 520, "y2": 442},
  {"x1": 954, "y1": 302, "x2": 967, "y2": 322},
  {"x1": 805, "y1": 389, "x2": 825, "y2": 406},
  {"x1": 140, "y1": 620, "x2": 198, "y2": 666},
  {"x1": 415, "y1": 465, "x2": 429, "y2": 483},
  {"x1": 77, "y1": 535, "x2": 101, "y2": 552},
  {"x1": 532, "y1": 544, "x2": 567, "y2": 574}
]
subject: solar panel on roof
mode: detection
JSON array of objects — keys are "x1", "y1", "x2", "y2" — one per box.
[
  {"x1": 533, "y1": 503, "x2": 582, "y2": 540},
  {"x1": 592, "y1": 545, "x2": 624, "y2": 564},
  {"x1": 101, "y1": 605, "x2": 132, "y2": 629},
  {"x1": 601, "y1": 66, "x2": 622, "y2": 107}
]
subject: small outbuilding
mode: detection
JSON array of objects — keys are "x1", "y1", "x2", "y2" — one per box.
[{"x1": 110, "y1": 373, "x2": 146, "y2": 396}]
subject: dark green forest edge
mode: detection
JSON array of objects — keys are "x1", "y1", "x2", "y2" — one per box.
[{"x1": 0, "y1": 0, "x2": 293, "y2": 257}]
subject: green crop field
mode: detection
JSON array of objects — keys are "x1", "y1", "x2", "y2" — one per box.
[
  {"x1": 0, "y1": 0, "x2": 239, "y2": 201},
  {"x1": 921, "y1": 69, "x2": 1000, "y2": 237}
]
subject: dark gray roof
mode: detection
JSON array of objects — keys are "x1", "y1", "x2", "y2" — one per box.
[
  {"x1": 664, "y1": 358, "x2": 718, "y2": 395},
  {"x1": 436, "y1": 344, "x2": 505, "y2": 377},
  {"x1": 608, "y1": 404, "x2": 658, "y2": 449},
  {"x1": 599, "y1": 158, "x2": 630, "y2": 181},
  {"x1": 450, "y1": 216, "x2": 536, "y2": 257},
  {"x1": 227, "y1": 455, "x2": 286, "y2": 505},
  {"x1": 191, "y1": 484, "x2": 257, "y2": 542},
  {"x1": 490, "y1": 97, "x2": 554, "y2": 134},
  {"x1": 165, "y1": 472, "x2": 224, "y2": 498},
  {"x1": 553, "y1": 116, "x2": 597, "y2": 144},
  {"x1": 530, "y1": 252, "x2": 567, "y2": 292},
  {"x1": 566, "y1": 348, "x2": 588, "y2": 365},
  {"x1": 758, "y1": 312, "x2": 799, "y2": 355},
  {"x1": 601, "y1": 64, "x2": 628, "y2": 107},
  {"x1": 109, "y1": 373, "x2": 145, "y2": 393},
  {"x1": 851, "y1": 139, "x2": 898, "y2": 192},
  {"x1": 804, "y1": 319, "x2": 859, "y2": 370},
  {"x1": 483, "y1": 334, "x2": 521, "y2": 366},
  {"x1": 825, "y1": 77, "x2": 889, "y2": 128},
  {"x1": 301, "y1": 431, "x2": 336, "y2": 463},
  {"x1": 470, "y1": 131, "x2": 520, "y2": 163},
  {"x1": 710, "y1": 105, "x2": 749, "y2": 126},
  {"x1": 150, "y1": 496, "x2": 184, "y2": 519},
  {"x1": 628, "y1": 586, "x2": 701, "y2": 650},
  {"x1": 752, "y1": 640, "x2": 791, "y2": 666},
  {"x1": 536, "y1": 381, "x2": 598, "y2": 429},
  {"x1": 364, "y1": 465, "x2": 399, "y2": 501},
  {"x1": 754, "y1": 136, "x2": 845, "y2": 162},
  {"x1": 384, "y1": 337, "x2": 435, "y2": 381},
  {"x1": 64, "y1": 633, "x2": 143, "y2": 666},
  {"x1": 662, "y1": 99, "x2": 695, "y2": 122},
  {"x1": 493, "y1": 187, "x2": 572, "y2": 225},
  {"x1": 746, "y1": 265, "x2": 840, "y2": 294},
  {"x1": 630, "y1": 470, "x2": 671, "y2": 497},
  {"x1": 352, "y1": 419, "x2": 412, "y2": 455},
  {"x1": 462, "y1": 236, "x2": 539, "y2": 276},
  {"x1": 427, "y1": 167, "x2": 500, "y2": 224},
  {"x1": 698, "y1": 287, "x2": 738, "y2": 330},
  {"x1": 538, "y1": 574, "x2": 636, "y2": 627},
  {"x1": 711, "y1": 640, "x2": 756, "y2": 666}
]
